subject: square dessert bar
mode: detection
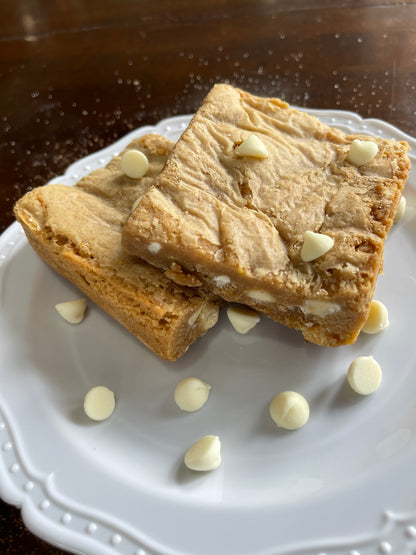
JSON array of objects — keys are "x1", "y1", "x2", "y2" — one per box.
[
  {"x1": 122, "y1": 85, "x2": 411, "y2": 346},
  {"x1": 14, "y1": 135, "x2": 220, "y2": 360}
]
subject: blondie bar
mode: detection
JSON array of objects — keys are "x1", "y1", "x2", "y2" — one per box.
[
  {"x1": 122, "y1": 85, "x2": 410, "y2": 346},
  {"x1": 14, "y1": 135, "x2": 220, "y2": 360}
]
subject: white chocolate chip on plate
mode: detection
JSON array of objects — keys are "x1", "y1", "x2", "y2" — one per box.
[
  {"x1": 347, "y1": 356, "x2": 382, "y2": 395},
  {"x1": 361, "y1": 300, "x2": 389, "y2": 334},
  {"x1": 55, "y1": 299, "x2": 87, "y2": 324},
  {"x1": 234, "y1": 135, "x2": 268, "y2": 159},
  {"x1": 184, "y1": 435, "x2": 221, "y2": 471},
  {"x1": 83, "y1": 386, "x2": 116, "y2": 421},
  {"x1": 347, "y1": 139, "x2": 379, "y2": 166},
  {"x1": 269, "y1": 391, "x2": 310, "y2": 430},
  {"x1": 227, "y1": 305, "x2": 260, "y2": 334},
  {"x1": 301, "y1": 230, "x2": 334, "y2": 262},
  {"x1": 393, "y1": 195, "x2": 406, "y2": 223},
  {"x1": 121, "y1": 149, "x2": 149, "y2": 178},
  {"x1": 174, "y1": 377, "x2": 211, "y2": 412}
]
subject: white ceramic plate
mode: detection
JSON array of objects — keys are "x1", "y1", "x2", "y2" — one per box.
[{"x1": 1, "y1": 111, "x2": 416, "y2": 555}]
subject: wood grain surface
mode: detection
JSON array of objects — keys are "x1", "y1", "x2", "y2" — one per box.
[{"x1": 1, "y1": 0, "x2": 415, "y2": 552}]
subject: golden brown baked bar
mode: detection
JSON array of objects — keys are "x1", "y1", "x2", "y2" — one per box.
[
  {"x1": 122, "y1": 85, "x2": 411, "y2": 347},
  {"x1": 14, "y1": 135, "x2": 220, "y2": 361}
]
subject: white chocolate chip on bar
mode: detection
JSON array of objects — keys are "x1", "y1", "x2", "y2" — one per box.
[
  {"x1": 347, "y1": 139, "x2": 379, "y2": 166},
  {"x1": 213, "y1": 275, "x2": 231, "y2": 287},
  {"x1": 227, "y1": 305, "x2": 260, "y2": 334},
  {"x1": 301, "y1": 231, "x2": 334, "y2": 262},
  {"x1": 188, "y1": 305, "x2": 204, "y2": 327},
  {"x1": 83, "y1": 386, "x2": 116, "y2": 421},
  {"x1": 55, "y1": 299, "x2": 87, "y2": 324},
  {"x1": 300, "y1": 300, "x2": 341, "y2": 317},
  {"x1": 147, "y1": 242, "x2": 162, "y2": 254},
  {"x1": 269, "y1": 391, "x2": 310, "y2": 430},
  {"x1": 184, "y1": 435, "x2": 221, "y2": 471},
  {"x1": 245, "y1": 289, "x2": 276, "y2": 303},
  {"x1": 121, "y1": 149, "x2": 149, "y2": 178},
  {"x1": 361, "y1": 300, "x2": 389, "y2": 334},
  {"x1": 174, "y1": 377, "x2": 211, "y2": 412},
  {"x1": 234, "y1": 135, "x2": 268, "y2": 159},
  {"x1": 393, "y1": 195, "x2": 406, "y2": 223},
  {"x1": 131, "y1": 195, "x2": 144, "y2": 212},
  {"x1": 347, "y1": 356, "x2": 382, "y2": 395}
]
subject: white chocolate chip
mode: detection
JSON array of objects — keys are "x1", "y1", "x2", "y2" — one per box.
[
  {"x1": 393, "y1": 195, "x2": 406, "y2": 223},
  {"x1": 301, "y1": 231, "x2": 334, "y2": 262},
  {"x1": 83, "y1": 386, "x2": 116, "y2": 421},
  {"x1": 347, "y1": 356, "x2": 382, "y2": 395},
  {"x1": 361, "y1": 300, "x2": 389, "y2": 334},
  {"x1": 227, "y1": 305, "x2": 260, "y2": 334},
  {"x1": 300, "y1": 300, "x2": 341, "y2": 317},
  {"x1": 347, "y1": 139, "x2": 379, "y2": 166},
  {"x1": 147, "y1": 242, "x2": 161, "y2": 254},
  {"x1": 184, "y1": 435, "x2": 221, "y2": 471},
  {"x1": 188, "y1": 305, "x2": 204, "y2": 327},
  {"x1": 245, "y1": 289, "x2": 276, "y2": 303},
  {"x1": 131, "y1": 195, "x2": 144, "y2": 212},
  {"x1": 174, "y1": 377, "x2": 211, "y2": 412},
  {"x1": 55, "y1": 299, "x2": 87, "y2": 324},
  {"x1": 213, "y1": 275, "x2": 231, "y2": 287},
  {"x1": 269, "y1": 391, "x2": 310, "y2": 430},
  {"x1": 234, "y1": 135, "x2": 268, "y2": 159},
  {"x1": 121, "y1": 149, "x2": 149, "y2": 178}
]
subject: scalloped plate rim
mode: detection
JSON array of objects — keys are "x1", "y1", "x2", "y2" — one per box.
[{"x1": 1, "y1": 109, "x2": 416, "y2": 555}]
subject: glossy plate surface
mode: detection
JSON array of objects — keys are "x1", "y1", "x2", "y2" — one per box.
[{"x1": 1, "y1": 111, "x2": 416, "y2": 555}]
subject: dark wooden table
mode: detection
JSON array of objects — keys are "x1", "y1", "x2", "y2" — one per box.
[{"x1": 1, "y1": 0, "x2": 415, "y2": 552}]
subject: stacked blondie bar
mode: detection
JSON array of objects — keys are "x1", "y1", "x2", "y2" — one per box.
[{"x1": 15, "y1": 84, "x2": 411, "y2": 359}]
